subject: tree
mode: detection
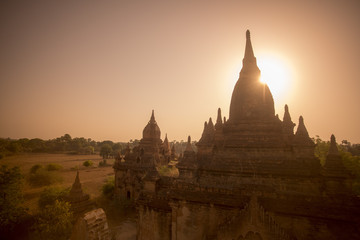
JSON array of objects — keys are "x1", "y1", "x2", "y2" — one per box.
[
  {"x1": 61, "y1": 134, "x2": 72, "y2": 143},
  {"x1": 28, "y1": 138, "x2": 46, "y2": 152},
  {"x1": 313, "y1": 136, "x2": 330, "y2": 166},
  {"x1": 83, "y1": 146, "x2": 95, "y2": 155},
  {"x1": 28, "y1": 166, "x2": 63, "y2": 187},
  {"x1": 32, "y1": 200, "x2": 73, "y2": 240},
  {"x1": 100, "y1": 144, "x2": 112, "y2": 159},
  {"x1": 0, "y1": 165, "x2": 27, "y2": 233},
  {"x1": 112, "y1": 143, "x2": 122, "y2": 154},
  {"x1": 38, "y1": 187, "x2": 69, "y2": 209},
  {"x1": 102, "y1": 176, "x2": 115, "y2": 199},
  {"x1": 6, "y1": 141, "x2": 22, "y2": 153}
]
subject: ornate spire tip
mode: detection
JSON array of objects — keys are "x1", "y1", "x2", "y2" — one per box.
[
  {"x1": 246, "y1": 30, "x2": 250, "y2": 39},
  {"x1": 299, "y1": 116, "x2": 304, "y2": 124},
  {"x1": 331, "y1": 134, "x2": 336, "y2": 143},
  {"x1": 150, "y1": 110, "x2": 155, "y2": 121}
]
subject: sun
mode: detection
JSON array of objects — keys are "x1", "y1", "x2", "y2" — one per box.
[{"x1": 257, "y1": 54, "x2": 293, "y2": 102}]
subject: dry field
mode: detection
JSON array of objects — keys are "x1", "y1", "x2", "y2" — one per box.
[{"x1": 1, "y1": 153, "x2": 115, "y2": 213}]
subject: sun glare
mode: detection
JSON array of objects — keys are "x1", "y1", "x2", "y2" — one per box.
[{"x1": 257, "y1": 54, "x2": 293, "y2": 101}]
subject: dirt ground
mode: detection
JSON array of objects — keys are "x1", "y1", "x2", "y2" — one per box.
[{"x1": 1, "y1": 153, "x2": 115, "y2": 213}]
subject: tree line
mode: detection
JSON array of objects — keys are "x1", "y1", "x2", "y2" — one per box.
[
  {"x1": 0, "y1": 134, "x2": 130, "y2": 159},
  {"x1": 0, "y1": 134, "x2": 199, "y2": 160}
]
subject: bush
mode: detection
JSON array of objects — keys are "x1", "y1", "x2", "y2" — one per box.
[
  {"x1": 38, "y1": 187, "x2": 69, "y2": 209},
  {"x1": 28, "y1": 169, "x2": 62, "y2": 187},
  {"x1": 157, "y1": 165, "x2": 178, "y2": 177},
  {"x1": 83, "y1": 160, "x2": 93, "y2": 167},
  {"x1": 102, "y1": 177, "x2": 114, "y2": 199},
  {"x1": 30, "y1": 164, "x2": 43, "y2": 174},
  {"x1": 46, "y1": 163, "x2": 63, "y2": 171},
  {"x1": 98, "y1": 159, "x2": 108, "y2": 167}
]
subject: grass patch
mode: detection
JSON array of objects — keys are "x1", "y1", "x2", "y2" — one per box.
[
  {"x1": 2, "y1": 154, "x2": 111, "y2": 213},
  {"x1": 46, "y1": 163, "x2": 63, "y2": 171},
  {"x1": 28, "y1": 164, "x2": 63, "y2": 187},
  {"x1": 28, "y1": 169, "x2": 63, "y2": 187}
]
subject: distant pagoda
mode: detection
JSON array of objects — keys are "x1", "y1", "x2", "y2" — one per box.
[{"x1": 66, "y1": 171, "x2": 94, "y2": 217}]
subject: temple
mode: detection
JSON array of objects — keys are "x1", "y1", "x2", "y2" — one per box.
[
  {"x1": 66, "y1": 171, "x2": 94, "y2": 217},
  {"x1": 113, "y1": 31, "x2": 360, "y2": 240}
]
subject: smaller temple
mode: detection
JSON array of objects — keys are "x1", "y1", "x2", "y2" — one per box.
[
  {"x1": 114, "y1": 110, "x2": 176, "y2": 201},
  {"x1": 66, "y1": 171, "x2": 94, "y2": 217},
  {"x1": 67, "y1": 172, "x2": 110, "y2": 240},
  {"x1": 322, "y1": 135, "x2": 353, "y2": 194}
]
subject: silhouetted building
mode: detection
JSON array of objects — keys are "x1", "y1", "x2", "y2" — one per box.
[
  {"x1": 66, "y1": 171, "x2": 94, "y2": 218},
  {"x1": 114, "y1": 30, "x2": 360, "y2": 240},
  {"x1": 114, "y1": 110, "x2": 176, "y2": 201}
]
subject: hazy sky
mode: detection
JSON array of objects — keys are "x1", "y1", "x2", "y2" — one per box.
[{"x1": 1, "y1": 0, "x2": 360, "y2": 143}]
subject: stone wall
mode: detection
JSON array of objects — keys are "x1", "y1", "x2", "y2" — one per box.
[{"x1": 70, "y1": 208, "x2": 110, "y2": 240}]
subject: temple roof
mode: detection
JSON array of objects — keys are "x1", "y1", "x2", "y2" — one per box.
[
  {"x1": 295, "y1": 116, "x2": 309, "y2": 138},
  {"x1": 328, "y1": 134, "x2": 339, "y2": 155},
  {"x1": 163, "y1": 133, "x2": 171, "y2": 152},
  {"x1": 324, "y1": 134, "x2": 349, "y2": 177},
  {"x1": 185, "y1": 136, "x2": 194, "y2": 152},
  {"x1": 68, "y1": 171, "x2": 91, "y2": 205},
  {"x1": 198, "y1": 118, "x2": 215, "y2": 145},
  {"x1": 283, "y1": 105, "x2": 292, "y2": 123},
  {"x1": 143, "y1": 110, "x2": 161, "y2": 139},
  {"x1": 215, "y1": 108, "x2": 222, "y2": 129},
  {"x1": 69, "y1": 171, "x2": 84, "y2": 198}
]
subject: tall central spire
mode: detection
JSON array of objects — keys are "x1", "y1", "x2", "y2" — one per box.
[
  {"x1": 241, "y1": 29, "x2": 258, "y2": 74},
  {"x1": 150, "y1": 109, "x2": 156, "y2": 123},
  {"x1": 228, "y1": 30, "x2": 275, "y2": 123},
  {"x1": 244, "y1": 30, "x2": 256, "y2": 64}
]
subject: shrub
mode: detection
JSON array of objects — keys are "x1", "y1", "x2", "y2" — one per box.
[
  {"x1": 157, "y1": 165, "x2": 178, "y2": 177},
  {"x1": 38, "y1": 187, "x2": 69, "y2": 209},
  {"x1": 98, "y1": 159, "x2": 108, "y2": 167},
  {"x1": 83, "y1": 160, "x2": 93, "y2": 167},
  {"x1": 101, "y1": 177, "x2": 114, "y2": 199},
  {"x1": 30, "y1": 164, "x2": 43, "y2": 174},
  {"x1": 28, "y1": 169, "x2": 62, "y2": 187},
  {"x1": 46, "y1": 163, "x2": 63, "y2": 171}
]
